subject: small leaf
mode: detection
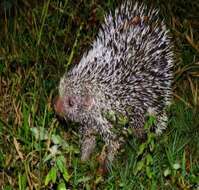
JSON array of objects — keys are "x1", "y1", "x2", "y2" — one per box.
[
  {"x1": 56, "y1": 156, "x2": 70, "y2": 182},
  {"x1": 149, "y1": 116, "x2": 156, "y2": 125},
  {"x1": 172, "y1": 163, "x2": 181, "y2": 170},
  {"x1": 64, "y1": 145, "x2": 79, "y2": 154},
  {"x1": 147, "y1": 133, "x2": 155, "y2": 144},
  {"x1": 49, "y1": 145, "x2": 60, "y2": 156},
  {"x1": 164, "y1": 168, "x2": 171, "y2": 177},
  {"x1": 45, "y1": 167, "x2": 57, "y2": 186},
  {"x1": 149, "y1": 140, "x2": 155, "y2": 152},
  {"x1": 104, "y1": 110, "x2": 116, "y2": 123},
  {"x1": 190, "y1": 174, "x2": 199, "y2": 183},
  {"x1": 30, "y1": 127, "x2": 39, "y2": 139},
  {"x1": 62, "y1": 171, "x2": 70, "y2": 182},
  {"x1": 118, "y1": 115, "x2": 129, "y2": 126},
  {"x1": 43, "y1": 153, "x2": 54, "y2": 163},
  {"x1": 137, "y1": 143, "x2": 147, "y2": 156},
  {"x1": 146, "y1": 154, "x2": 153, "y2": 165},
  {"x1": 146, "y1": 166, "x2": 153, "y2": 179},
  {"x1": 134, "y1": 160, "x2": 145, "y2": 175},
  {"x1": 56, "y1": 156, "x2": 65, "y2": 173},
  {"x1": 18, "y1": 173, "x2": 27, "y2": 190},
  {"x1": 57, "y1": 182, "x2": 66, "y2": 190},
  {"x1": 95, "y1": 176, "x2": 103, "y2": 184},
  {"x1": 30, "y1": 127, "x2": 48, "y2": 141},
  {"x1": 52, "y1": 134, "x2": 63, "y2": 145},
  {"x1": 61, "y1": 141, "x2": 69, "y2": 149},
  {"x1": 144, "y1": 115, "x2": 156, "y2": 130}
]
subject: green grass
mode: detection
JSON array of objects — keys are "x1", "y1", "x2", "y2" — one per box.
[{"x1": 0, "y1": 0, "x2": 199, "y2": 189}]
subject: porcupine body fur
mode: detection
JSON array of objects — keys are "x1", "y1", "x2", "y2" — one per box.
[{"x1": 54, "y1": 1, "x2": 174, "y2": 168}]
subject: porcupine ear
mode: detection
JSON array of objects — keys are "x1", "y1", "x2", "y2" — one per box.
[
  {"x1": 81, "y1": 95, "x2": 94, "y2": 110},
  {"x1": 67, "y1": 96, "x2": 76, "y2": 107}
]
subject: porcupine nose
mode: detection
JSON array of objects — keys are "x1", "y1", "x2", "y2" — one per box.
[{"x1": 53, "y1": 96, "x2": 65, "y2": 117}]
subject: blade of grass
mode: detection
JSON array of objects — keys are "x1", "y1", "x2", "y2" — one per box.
[
  {"x1": 37, "y1": 0, "x2": 51, "y2": 46},
  {"x1": 66, "y1": 22, "x2": 83, "y2": 69}
]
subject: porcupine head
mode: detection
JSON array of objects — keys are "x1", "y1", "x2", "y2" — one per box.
[{"x1": 54, "y1": 70, "x2": 107, "y2": 162}]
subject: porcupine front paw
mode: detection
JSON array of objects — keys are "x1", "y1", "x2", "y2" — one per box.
[{"x1": 80, "y1": 132, "x2": 96, "y2": 161}]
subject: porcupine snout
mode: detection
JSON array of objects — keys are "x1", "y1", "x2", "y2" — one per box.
[{"x1": 53, "y1": 96, "x2": 65, "y2": 117}]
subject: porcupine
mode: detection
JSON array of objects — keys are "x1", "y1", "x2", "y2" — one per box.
[{"x1": 54, "y1": 1, "x2": 174, "y2": 170}]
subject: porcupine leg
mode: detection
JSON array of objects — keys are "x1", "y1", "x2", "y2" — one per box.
[
  {"x1": 98, "y1": 108, "x2": 146, "y2": 172},
  {"x1": 97, "y1": 121, "x2": 122, "y2": 174},
  {"x1": 129, "y1": 107, "x2": 146, "y2": 139},
  {"x1": 155, "y1": 111, "x2": 168, "y2": 135},
  {"x1": 80, "y1": 127, "x2": 96, "y2": 161}
]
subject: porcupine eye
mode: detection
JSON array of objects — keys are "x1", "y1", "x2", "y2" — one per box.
[{"x1": 68, "y1": 97, "x2": 75, "y2": 107}]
